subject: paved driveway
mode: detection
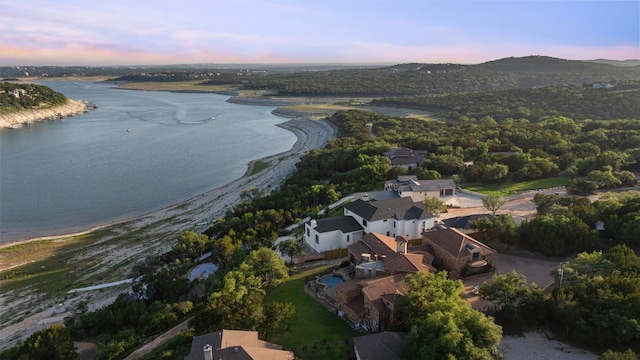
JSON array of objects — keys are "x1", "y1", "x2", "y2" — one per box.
[{"x1": 463, "y1": 253, "x2": 561, "y2": 310}]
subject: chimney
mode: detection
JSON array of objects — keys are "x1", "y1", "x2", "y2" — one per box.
[
  {"x1": 203, "y1": 344, "x2": 213, "y2": 360},
  {"x1": 310, "y1": 219, "x2": 317, "y2": 228},
  {"x1": 396, "y1": 236, "x2": 408, "y2": 254}
]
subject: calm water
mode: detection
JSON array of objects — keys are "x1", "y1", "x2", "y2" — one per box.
[{"x1": 0, "y1": 81, "x2": 296, "y2": 243}]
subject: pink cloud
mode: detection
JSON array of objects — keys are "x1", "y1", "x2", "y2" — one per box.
[{"x1": 1, "y1": 40, "x2": 638, "y2": 66}]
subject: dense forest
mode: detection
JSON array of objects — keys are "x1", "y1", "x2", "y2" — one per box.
[
  {"x1": 3, "y1": 56, "x2": 640, "y2": 359},
  {"x1": 0, "y1": 82, "x2": 67, "y2": 112},
  {"x1": 371, "y1": 80, "x2": 640, "y2": 121},
  {"x1": 201, "y1": 57, "x2": 640, "y2": 96},
  {"x1": 122, "y1": 56, "x2": 640, "y2": 97}
]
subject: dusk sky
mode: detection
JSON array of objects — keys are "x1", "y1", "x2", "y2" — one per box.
[{"x1": 1, "y1": 0, "x2": 638, "y2": 66}]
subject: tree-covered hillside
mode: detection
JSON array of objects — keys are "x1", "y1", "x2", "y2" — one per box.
[
  {"x1": 200, "y1": 56, "x2": 640, "y2": 96},
  {"x1": 0, "y1": 82, "x2": 67, "y2": 113},
  {"x1": 372, "y1": 80, "x2": 640, "y2": 121},
  {"x1": 101, "y1": 56, "x2": 640, "y2": 97}
]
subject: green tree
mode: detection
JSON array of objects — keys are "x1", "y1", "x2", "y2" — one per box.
[
  {"x1": 566, "y1": 178, "x2": 597, "y2": 195},
  {"x1": 174, "y1": 230, "x2": 209, "y2": 261},
  {"x1": 482, "y1": 194, "x2": 507, "y2": 215},
  {"x1": 397, "y1": 272, "x2": 502, "y2": 360},
  {"x1": 586, "y1": 168, "x2": 622, "y2": 188},
  {"x1": 261, "y1": 301, "x2": 295, "y2": 339},
  {"x1": 599, "y1": 349, "x2": 639, "y2": 360},
  {"x1": 481, "y1": 163, "x2": 509, "y2": 184},
  {"x1": 519, "y1": 211, "x2": 597, "y2": 256},
  {"x1": 277, "y1": 238, "x2": 302, "y2": 265},
  {"x1": 14, "y1": 324, "x2": 77, "y2": 360},
  {"x1": 240, "y1": 248, "x2": 289, "y2": 287},
  {"x1": 194, "y1": 270, "x2": 265, "y2": 333},
  {"x1": 423, "y1": 196, "x2": 447, "y2": 217},
  {"x1": 479, "y1": 270, "x2": 532, "y2": 307},
  {"x1": 547, "y1": 245, "x2": 640, "y2": 347},
  {"x1": 470, "y1": 215, "x2": 518, "y2": 249},
  {"x1": 211, "y1": 233, "x2": 241, "y2": 266}
]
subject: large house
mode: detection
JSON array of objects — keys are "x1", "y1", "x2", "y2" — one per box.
[
  {"x1": 335, "y1": 273, "x2": 408, "y2": 332},
  {"x1": 184, "y1": 329, "x2": 293, "y2": 360},
  {"x1": 346, "y1": 232, "x2": 436, "y2": 278},
  {"x1": 384, "y1": 175, "x2": 456, "y2": 203},
  {"x1": 422, "y1": 227, "x2": 496, "y2": 279},
  {"x1": 334, "y1": 230, "x2": 494, "y2": 331},
  {"x1": 384, "y1": 147, "x2": 428, "y2": 170},
  {"x1": 304, "y1": 197, "x2": 435, "y2": 252},
  {"x1": 333, "y1": 233, "x2": 434, "y2": 332},
  {"x1": 343, "y1": 197, "x2": 435, "y2": 239}
]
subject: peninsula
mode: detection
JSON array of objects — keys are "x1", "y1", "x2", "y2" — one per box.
[
  {"x1": 0, "y1": 99, "x2": 88, "y2": 129},
  {"x1": 0, "y1": 82, "x2": 90, "y2": 129}
]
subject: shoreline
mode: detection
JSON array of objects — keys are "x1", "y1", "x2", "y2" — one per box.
[
  {"x1": 0, "y1": 116, "x2": 336, "y2": 252},
  {"x1": 0, "y1": 99, "x2": 89, "y2": 129},
  {"x1": 0, "y1": 103, "x2": 336, "y2": 349}
]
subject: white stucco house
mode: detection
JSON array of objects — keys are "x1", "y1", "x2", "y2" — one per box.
[
  {"x1": 304, "y1": 197, "x2": 435, "y2": 253},
  {"x1": 304, "y1": 216, "x2": 365, "y2": 253}
]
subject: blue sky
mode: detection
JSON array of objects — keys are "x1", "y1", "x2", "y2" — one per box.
[{"x1": 1, "y1": 0, "x2": 638, "y2": 66}]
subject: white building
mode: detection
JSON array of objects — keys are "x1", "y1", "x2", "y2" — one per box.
[
  {"x1": 304, "y1": 197, "x2": 435, "y2": 253},
  {"x1": 304, "y1": 216, "x2": 364, "y2": 253}
]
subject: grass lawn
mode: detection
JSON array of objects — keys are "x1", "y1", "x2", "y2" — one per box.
[
  {"x1": 249, "y1": 160, "x2": 270, "y2": 176},
  {"x1": 464, "y1": 177, "x2": 569, "y2": 196},
  {"x1": 264, "y1": 266, "x2": 359, "y2": 360}
]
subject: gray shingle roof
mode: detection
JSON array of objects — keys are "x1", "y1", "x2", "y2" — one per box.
[
  {"x1": 442, "y1": 214, "x2": 494, "y2": 230},
  {"x1": 344, "y1": 197, "x2": 434, "y2": 221},
  {"x1": 354, "y1": 332, "x2": 406, "y2": 360},
  {"x1": 403, "y1": 178, "x2": 456, "y2": 193},
  {"x1": 312, "y1": 216, "x2": 363, "y2": 233}
]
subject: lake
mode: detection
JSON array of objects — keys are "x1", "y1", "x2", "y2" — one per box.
[{"x1": 0, "y1": 81, "x2": 297, "y2": 243}]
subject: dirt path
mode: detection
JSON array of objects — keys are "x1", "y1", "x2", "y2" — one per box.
[{"x1": 123, "y1": 318, "x2": 190, "y2": 360}]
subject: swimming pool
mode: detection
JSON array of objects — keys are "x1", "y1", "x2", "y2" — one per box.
[{"x1": 318, "y1": 274, "x2": 345, "y2": 287}]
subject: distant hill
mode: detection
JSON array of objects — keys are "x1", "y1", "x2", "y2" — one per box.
[
  {"x1": 587, "y1": 59, "x2": 640, "y2": 67},
  {"x1": 474, "y1": 55, "x2": 619, "y2": 72},
  {"x1": 4, "y1": 56, "x2": 640, "y2": 98}
]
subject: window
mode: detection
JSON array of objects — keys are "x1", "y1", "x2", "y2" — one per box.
[
  {"x1": 306, "y1": 228, "x2": 310, "y2": 236},
  {"x1": 393, "y1": 221, "x2": 396, "y2": 228},
  {"x1": 315, "y1": 235, "x2": 319, "y2": 245},
  {"x1": 347, "y1": 235, "x2": 350, "y2": 242},
  {"x1": 386, "y1": 231, "x2": 390, "y2": 236},
  {"x1": 362, "y1": 219, "x2": 368, "y2": 226},
  {"x1": 472, "y1": 252, "x2": 480, "y2": 261}
]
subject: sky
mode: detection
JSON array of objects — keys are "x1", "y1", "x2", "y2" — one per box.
[{"x1": 1, "y1": 0, "x2": 638, "y2": 66}]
